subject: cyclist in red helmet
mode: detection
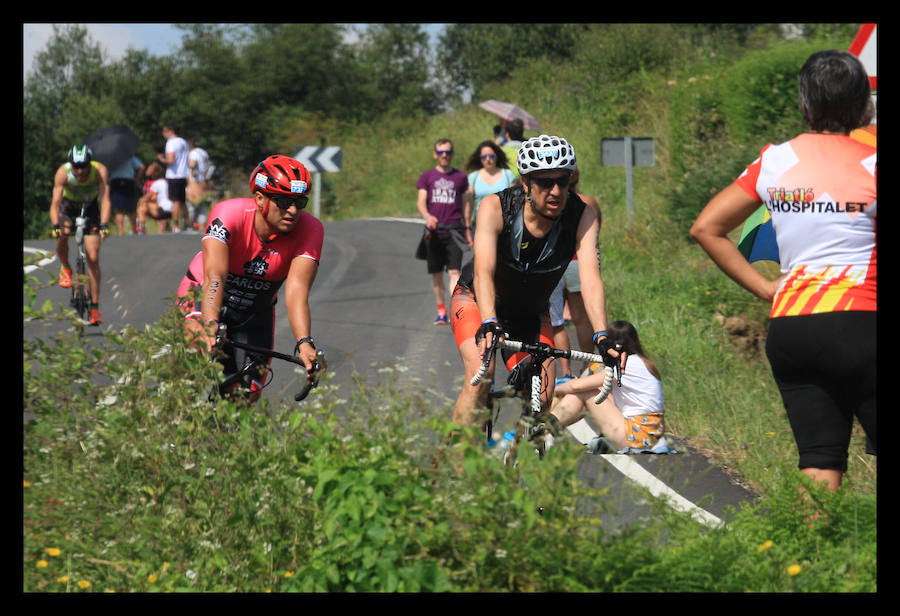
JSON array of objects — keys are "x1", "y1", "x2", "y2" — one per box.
[{"x1": 177, "y1": 154, "x2": 325, "y2": 400}]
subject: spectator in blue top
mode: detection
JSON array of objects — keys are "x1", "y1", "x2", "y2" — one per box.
[
  {"x1": 464, "y1": 140, "x2": 516, "y2": 228},
  {"x1": 108, "y1": 155, "x2": 145, "y2": 235}
]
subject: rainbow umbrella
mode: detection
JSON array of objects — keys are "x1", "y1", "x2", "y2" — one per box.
[{"x1": 738, "y1": 205, "x2": 779, "y2": 263}]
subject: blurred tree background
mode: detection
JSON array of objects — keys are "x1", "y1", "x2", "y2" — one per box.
[{"x1": 22, "y1": 23, "x2": 861, "y2": 238}]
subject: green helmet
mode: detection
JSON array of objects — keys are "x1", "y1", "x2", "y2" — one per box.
[{"x1": 67, "y1": 145, "x2": 93, "y2": 165}]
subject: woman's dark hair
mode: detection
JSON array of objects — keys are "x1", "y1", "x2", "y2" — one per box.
[
  {"x1": 465, "y1": 140, "x2": 509, "y2": 172},
  {"x1": 608, "y1": 320, "x2": 661, "y2": 380},
  {"x1": 798, "y1": 50, "x2": 873, "y2": 133}
]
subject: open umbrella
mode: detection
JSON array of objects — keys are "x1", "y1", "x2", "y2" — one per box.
[
  {"x1": 738, "y1": 206, "x2": 779, "y2": 264},
  {"x1": 478, "y1": 100, "x2": 541, "y2": 131},
  {"x1": 84, "y1": 125, "x2": 139, "y2": 172}
]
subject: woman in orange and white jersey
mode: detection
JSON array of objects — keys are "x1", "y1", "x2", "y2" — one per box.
[{"x1": 690, "y1": 50, "x2": 876, "y2": 491}]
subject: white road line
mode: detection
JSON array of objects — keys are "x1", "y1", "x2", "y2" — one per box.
[
  {"x1": 369, "y1": 217, "x2": 424, "y2": 224},
  {"x1": 566, "y1": 419, "x2": 723, "y2": 528},
  {"x1": 24, "y1": 247, "x2": 56, "y2": 274}
]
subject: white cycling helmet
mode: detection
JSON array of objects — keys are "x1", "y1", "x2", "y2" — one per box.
[{"x1": 516, "y1": 134, "x2": 577, "y2": 176}]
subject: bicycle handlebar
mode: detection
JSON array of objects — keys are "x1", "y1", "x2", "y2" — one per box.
[
  {"x1": 470, "y1": 338, "x2": 615, "y2": 405},
  {"x1": 213, "y1": 324, "x2": 325, "y2": 402}
]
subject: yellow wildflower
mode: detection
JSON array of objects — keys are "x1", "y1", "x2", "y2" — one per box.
[
  {"x1": 757, "y1": 540, "x2": 774, "y2": 552},
  {"x1": 787, "y1": 564, "x2": 802, "y2": 576},
  {"x1": 78, "y1": 580, "x2": 91, "y2": 589},
  {"x1": 36, "y1": 560, "x2": 48, "y2": 568},
  {"x1": 45, "y1": 547, "x2": 61, "y2": 557},
  {"x1": 57, "y1": 576, "x2": 70, "y2": 583},
  {"x1": 148, "y1": 573, "x2": 158, "y2": 583},
  {"x1": 283, "y1": 571, "x2": 295, "y2": 578},
  {"x1": 23, "y1": 481, "x2": 31, "y2": 488}
]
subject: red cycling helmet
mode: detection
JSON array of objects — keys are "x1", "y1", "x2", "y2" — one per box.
[{"x1": 249, "y1": 155, "x2": 311, "y2": 196}]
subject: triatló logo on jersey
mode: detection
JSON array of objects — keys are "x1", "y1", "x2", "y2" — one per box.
[
  {"x1": 205, "y1": 218, "x2": 231, "y2": 242},
  {"x1": 243, "y1": 256, "x2": 270, "y2": 277}
]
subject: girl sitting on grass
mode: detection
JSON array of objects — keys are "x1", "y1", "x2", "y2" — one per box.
[{"x1": 551, "y1": 320, "x2": 670, "y2": 453}]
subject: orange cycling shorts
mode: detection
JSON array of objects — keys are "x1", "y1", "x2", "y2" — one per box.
[{"x1": 450, "y1": 285, "x2": 553, "y2": 371}]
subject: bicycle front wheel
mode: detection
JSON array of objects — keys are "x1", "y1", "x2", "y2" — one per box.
[
  {"x1": 71, "y1": 257, "x2": 89, "y2": 320},
  {"x1": 71, "y1": 279, "x2": 89, "y2": 320}
]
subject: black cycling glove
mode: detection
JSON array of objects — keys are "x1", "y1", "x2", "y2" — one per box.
[
  {"x1": 595, "y1": 337, "x2": 619, "y2": 368},
  {"x1": 475, "y1": 319, "x2": 505, "y2": 346}
]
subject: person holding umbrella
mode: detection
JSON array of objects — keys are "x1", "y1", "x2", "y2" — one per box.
[{"x1": 49, "y1": 145, "x2": 112, "y2": 326}]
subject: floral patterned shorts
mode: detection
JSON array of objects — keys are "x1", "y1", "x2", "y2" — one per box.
[{"x1": 623, "y1": 413, "x2": 665, "y2": 450}]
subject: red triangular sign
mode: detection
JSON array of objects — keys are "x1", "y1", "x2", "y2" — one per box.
[{"x1": 849, "y1": 23, "x2": 876, "y2": 90}]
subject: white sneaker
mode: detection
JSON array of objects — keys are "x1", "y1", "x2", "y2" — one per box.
[{"x1": 587, "y1": 436, "x2": 617, "y2": 454}]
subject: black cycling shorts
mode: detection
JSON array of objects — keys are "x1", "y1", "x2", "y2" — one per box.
[
  {"x1": 60, "y1": 197, "x2": 101, "y2": 233},
  {"x1": 765, "y1": 311, "x2": 876, "y2": 472},
  {"x1": 177, "y1": 275, "x2": 275, "y2": 380}
]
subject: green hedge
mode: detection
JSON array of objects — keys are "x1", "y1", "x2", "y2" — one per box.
[{"x1": 666, "y1": 39, "x2": 836, "y2": 226}]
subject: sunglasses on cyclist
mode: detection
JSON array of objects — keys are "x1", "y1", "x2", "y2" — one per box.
[
  {"x1": 532, "y1": 175, "x2": 571, "y2": 190},
  {"x1": 480, "y1": 154, "x2": 496, "y2": 161},
  {"x1": 266, "y1": 193, "x2": 309, "y2": 210},
  {"x1": 435, "y1": 149, "x2": 453, "y2": 156},
  {"x1": 71, "y1": 163, "x2": 90, "y2": 170}
]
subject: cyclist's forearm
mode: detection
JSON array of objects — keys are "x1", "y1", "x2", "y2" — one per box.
[
  {"x1": 200, "y1": 276, "x2": 225, "y2": 324},
  {"x1": 472, "y1": 271, "x2": 497, "y2": 322},
  {"x1": 288, "y1": 304, "x2": 312, "y2": 343},
  {"x1": 579, "y1": 267, "x2": 609, "y2": 336},
  {"x1": 49, "y1": 185, "x2": 64, "y2": 225},
  {"x1": 100, "y1": 197, "x2": 112, "y2": 225}
]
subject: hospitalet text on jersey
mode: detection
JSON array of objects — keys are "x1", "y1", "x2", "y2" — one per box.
[{"x1": 766, "y1": 188, "x2": 870, "y2": 214}]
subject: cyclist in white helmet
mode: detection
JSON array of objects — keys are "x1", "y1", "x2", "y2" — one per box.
[{"x1": 449, "y1": 134, "x2": 624, "y2": 426}]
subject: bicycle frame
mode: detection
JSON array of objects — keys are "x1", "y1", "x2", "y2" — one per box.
[
  {"x1": 68, "y1": 202, "x2": 91, "y2": 321},
  {"x1": 211, "y1": 324, "x2": 324, "y2": 403},
  {"x1": 471, "y1": 338, "x2": 616, "y2": 464}
]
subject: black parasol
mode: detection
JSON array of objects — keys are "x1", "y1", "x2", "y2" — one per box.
[{"x1": 84, "y1": 125, "x2": 139, "y2": 172}]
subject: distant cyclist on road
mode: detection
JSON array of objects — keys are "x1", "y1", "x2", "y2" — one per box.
[
  {"x1": 176, "y1": 155, "x2": 325, "y2": 401},
  {"x1": 49, "y1": 144, "x2": 111, "y2": 326},
  {"x1": 449, "y1": 134, "x2": 623, "y2": 427}
]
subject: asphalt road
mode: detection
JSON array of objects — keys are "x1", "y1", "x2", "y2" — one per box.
[{"x1": 24, "y1": 219, "x2": 759, "y2": 527}]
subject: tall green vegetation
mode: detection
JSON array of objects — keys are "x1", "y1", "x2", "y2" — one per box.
[{"x1": 22, "y1": 280, "x2": 876, "y2": 592}]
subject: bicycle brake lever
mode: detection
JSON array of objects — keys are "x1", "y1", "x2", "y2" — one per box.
[{"x1": 295, "y1": 350, "x2": 325, "y2": 402}]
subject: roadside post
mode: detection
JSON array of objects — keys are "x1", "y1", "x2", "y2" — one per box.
[{"x1": 601, "y1": 137, "x2": 655, "y2": 224}]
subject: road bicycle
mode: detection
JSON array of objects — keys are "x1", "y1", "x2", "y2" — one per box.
[
  {"x1": 471, "y1": 337, "x2": 619, "y2": 468},
  {"x1": 66, "y1": 201, "x2": 93, "y2": 323},
  {"x1": 209, "y1": 323, "x2": 325, "y2": 404}
]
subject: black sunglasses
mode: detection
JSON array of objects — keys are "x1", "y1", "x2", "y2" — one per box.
[
  {"x1": 267, "y1": 193, "x2": 309, "y2": 210},
  {"x1": 71, "y1": 163, "x2": 90, "y2": 170},
  {"x1": 532, "y1": 175, "x2": 571, "y2": 190}
]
